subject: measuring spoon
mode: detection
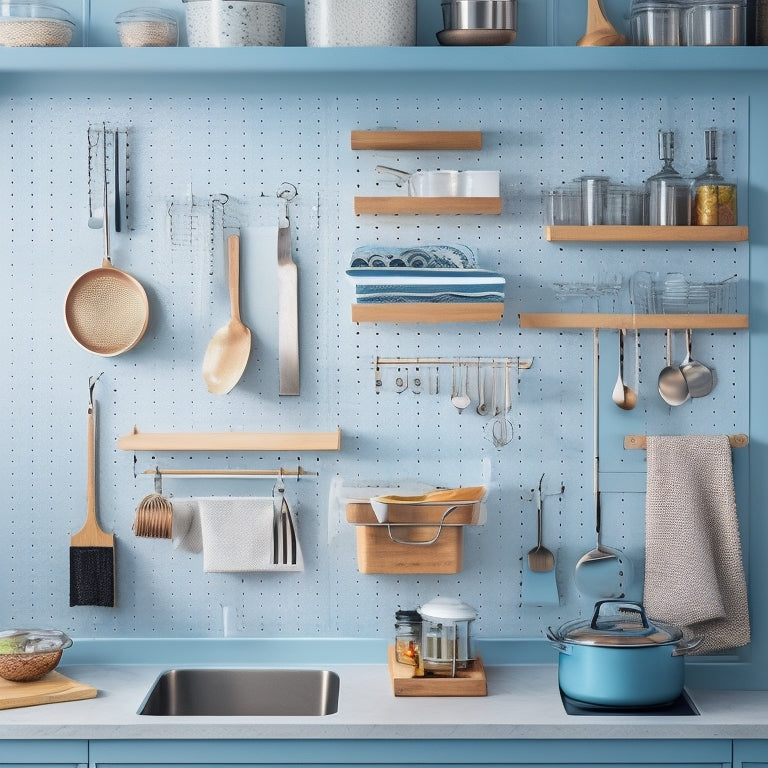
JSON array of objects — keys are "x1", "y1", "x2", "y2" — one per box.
[{"x1": 611, "y1": 328, "x2": 638, "y2": 411}]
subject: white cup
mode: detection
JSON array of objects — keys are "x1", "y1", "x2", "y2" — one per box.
[{"x1": 458, "y1": 170, "x2": 500, "y2": 197}]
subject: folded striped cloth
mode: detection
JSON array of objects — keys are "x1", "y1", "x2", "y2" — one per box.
[{"x1": 346, "y1": 267, "x2": 505, "y2": 304}]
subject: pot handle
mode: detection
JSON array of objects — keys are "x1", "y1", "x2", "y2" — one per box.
[
  {"x1": 591, "y1": 599, "x2": 648, "y2": 629},
  {"x1": 545, "y1": 628, "x2": 570, "y2": 654},
  {"x1": 672, "y1": 636, "x2": 704, "y2": 656},
  {"x1": 375, "y1": 165, "x2": 412, "y2": 188}
]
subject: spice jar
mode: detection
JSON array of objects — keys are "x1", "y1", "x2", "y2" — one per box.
[
  {"x1": 394, "y1": 609, "x2": 423, "y2": 676},
  {"x1": 692, "y1": 128, "x2": 737, "y2": 225}
]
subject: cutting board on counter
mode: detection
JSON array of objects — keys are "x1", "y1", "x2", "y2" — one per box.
[{"x1": 0, "y1": 671, "x2": 97, "y2": 710}]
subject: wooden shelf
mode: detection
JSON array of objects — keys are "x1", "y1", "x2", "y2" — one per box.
[
  {"x1": 519, "y1": 313, "x2": 748, "y2": 330},
  {"x1": 117, "y1": 427, "x2": 342, "y2": 452},
  {"x1": 352, "y1": 303, "x2": 504, "y2": 323},
  {"x1": 354, "y1": 196, "x2": 502, "y2": 216},
  {"x1": 351, "y1": 130, "x2": 483, "y2": 151},
  {"x1": 545, "y1": 225, "x2": 749, "y2": 242}
]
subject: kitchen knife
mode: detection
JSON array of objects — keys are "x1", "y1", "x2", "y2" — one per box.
[{"x1": 277, "y1": 201, "x2": 300, "y2": 395}]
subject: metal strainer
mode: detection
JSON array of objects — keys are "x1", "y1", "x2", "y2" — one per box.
[{"x1": 64, "y1": 127, "x2": 148, "y2": 356}]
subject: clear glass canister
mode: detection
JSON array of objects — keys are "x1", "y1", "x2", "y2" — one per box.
[
  {"x1": 394, "y1": 609, "x2": 423, "y2": 675},
  {"x1": 115, "y1": 8, "x2": 178, "y2": 47},
  {"x1": 692, "y1": 128, "x2": 737, "y2": 225},
  {"x1": 418, "y1": 596, "x2": 477, "y2": 677}
]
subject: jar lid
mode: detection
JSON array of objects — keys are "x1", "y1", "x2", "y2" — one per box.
[
  {"x1": 0, "y1": 629, "x2": 72, "y2": 655},
  {"x1": 550, "y1": 601, "x2": 683, "y2": 648},
  {"x1": 395, "y1": 609, "x2": 422, "y2": 622},
  {"x1": 418, "y1": 596, "x2": 477, "y2": 623},
  {"x1": 116, "y1": 8, "x2": 177, "y2": 24},
  {"x1": 0, "y1": 4, "x2": 74, "y2": 22}
]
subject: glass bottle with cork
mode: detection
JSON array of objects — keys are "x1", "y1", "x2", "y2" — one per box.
[
  {"x1": 394, "y1": 609, "x2": 424, "y2": 677},
  {"x1": 692, "y1": 128, "x2": 737, "y2": 226}
]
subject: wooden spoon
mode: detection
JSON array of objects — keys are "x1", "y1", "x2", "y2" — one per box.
[
  {"x1": 202, "y1": 234, "x2": 252, "y2": 394},
  {"x1": 577, "y1": 0, "x2": 627, "y2": 46}
]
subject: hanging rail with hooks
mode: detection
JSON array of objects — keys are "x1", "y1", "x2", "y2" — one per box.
[
  {"x1": 140, "y1": 466, "x2": 318, "y2": 480},
  {"x1": 375, "y1": 356, "x2": 533, "y2": 368},
  {"x1": 624, "y1": 434, "x2": 749, "y2": 450}
]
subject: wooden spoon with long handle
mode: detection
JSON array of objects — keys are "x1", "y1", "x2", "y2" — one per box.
[{"x1": 577, "y1": 0, "x2": 627, "y2": 46}]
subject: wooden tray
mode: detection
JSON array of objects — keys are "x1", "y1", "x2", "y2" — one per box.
[
  {"x1": 0, "y1": 671, "x2": 97, "y2": 710},
  {"x1": 388, "y1": 646, "x2": 487, "y2": 697}
]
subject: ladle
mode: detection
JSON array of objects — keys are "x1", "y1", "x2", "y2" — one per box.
[
  {"x1": 680, "y1": 328, "x2": 715, "y2": 398},
  {"x1": 577, "y1": 0, "x2": 627, "y2": 46},
  {"x1": 451, "y1": 363, "x2": 470, "y2": 413},
  {"x1": 574, "y1": 329, "x2": 629, "y2": 599},
  {"x1": 658, "y1": 329, "x2": 690, "y2": 406},
  {"x1": 611, "y1": 328, "x2": 638, "y2": 410},
  {"x1": 201, "y1": 234, "x2": 252, "y2": 395}
]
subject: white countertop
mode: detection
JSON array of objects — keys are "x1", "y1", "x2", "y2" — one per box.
[{"x1": 1, "y1": 662, "x2": 768, "y2": 740}]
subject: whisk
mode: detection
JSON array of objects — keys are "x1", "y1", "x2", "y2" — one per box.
[{"x1": 132, "y1": 469, "x2": 173, "y2": 539}]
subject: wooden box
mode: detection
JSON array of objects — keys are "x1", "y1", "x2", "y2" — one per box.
[{"x1": 355, "y1": 525, "x2": 463, "y2": 574}]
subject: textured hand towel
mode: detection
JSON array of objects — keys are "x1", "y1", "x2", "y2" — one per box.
[
  {"x1": 198, "y1": 497, "x2": 303, "y2": 573},
  {"x1": 644, "y1": 435, "x2": 750, "y2": 655},
  {"x1": 171, "y1": 499, "x2": 203, "y2": 554}
]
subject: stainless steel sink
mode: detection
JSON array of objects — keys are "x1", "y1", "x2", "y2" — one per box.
[{"x1": 138, "y1": 668, "x2": 340, "y2": 716}]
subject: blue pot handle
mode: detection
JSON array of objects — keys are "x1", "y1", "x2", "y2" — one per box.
[{"x1": 591, "y1": 599, "x2": 649, "y2": 629}]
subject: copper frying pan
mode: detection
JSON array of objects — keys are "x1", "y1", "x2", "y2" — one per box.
[{"x1": 64, "y1": 128, "x2": 148, "y2": 357}]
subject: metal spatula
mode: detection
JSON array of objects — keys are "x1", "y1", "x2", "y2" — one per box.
[{"x1": 277, "y1": 185, "x2": 299, "y2": 395}]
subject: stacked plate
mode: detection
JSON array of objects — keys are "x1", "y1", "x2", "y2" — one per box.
[{"x1": 438, "y1": 0, "x2": 517, "y2": 46}]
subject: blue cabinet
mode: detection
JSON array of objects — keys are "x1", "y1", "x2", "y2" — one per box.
[
  {"x1": 734, "y1": 740, "x2": 768, "y2": 768},
  {"x1": 0, "y1": 739, "x2": 87, "y2": 768},
  {"x1": 89, "y1": 738, "x2": 733, "y2": 768}
]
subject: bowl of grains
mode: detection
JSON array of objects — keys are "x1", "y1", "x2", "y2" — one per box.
[
  {"x1": 0, "y1": 4, "x2": 75, "y2": 47},
  {"x1": 116, "y1": 7, "x2": 178, "y2": 47},
  {"x1": 0, "y1": 630, "x2": 73, "y2": 682}
]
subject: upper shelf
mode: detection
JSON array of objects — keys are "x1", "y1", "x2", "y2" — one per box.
[
  {"x1": 351, "y1": 130, "x2": 483, "y2": 151},
  {"x1": 354, "y1": 197, "x2": 502, "y2": 215},
  {"x1": 545, "y1": 225, "x2": 749, "y2": 242},
  {"x1": 4, "y1": 47, "x2": 768, "y2": 77}
]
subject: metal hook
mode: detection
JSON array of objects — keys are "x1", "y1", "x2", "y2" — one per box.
[
  {"x1": 88, "y1": 372, "x2": 104, "y2": 408},
  {"x1": 153, "y1": 467, "x2": 163, "y2": 495},
  {"x1": 277, "y1": 182, "x2": 297, "y2": 202},
  {"x1": 273, "y1": 467, "x2": 286, "y2": 497}
]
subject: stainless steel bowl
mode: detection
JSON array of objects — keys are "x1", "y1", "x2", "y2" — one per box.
[
  {"x1": 445, "y1": 0, "x2": 517, "y2": 30},
  {"x1": 682, "y1": 1, "x2": 746, "y2": 45}
]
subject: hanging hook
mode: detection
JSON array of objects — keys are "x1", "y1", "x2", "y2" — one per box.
[
  {"x1": 153, "y1": 467, "x2": 163, "y2": 495},
  {"x1": 88, "y1": 372, "x2": 104, "y2": 408}
]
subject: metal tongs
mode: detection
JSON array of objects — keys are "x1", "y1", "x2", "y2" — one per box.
[{"x1": 272, "y1": 471, "x2": 297, "y2": 565}]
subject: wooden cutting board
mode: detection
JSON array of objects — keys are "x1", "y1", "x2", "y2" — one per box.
[{"x1": 0, "y1": 671, "x2": 97, "y2": 710}]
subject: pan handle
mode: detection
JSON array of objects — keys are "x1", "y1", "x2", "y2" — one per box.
[
  {"x1": 672, "y1": 636, "x2": 704, "y2": 656},
  {"x1": 375, "y1": 165, "x2": 411, "y2": 188}
]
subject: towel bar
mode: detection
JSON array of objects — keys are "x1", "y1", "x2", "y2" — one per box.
[{"x1": 624, "y1": 434, "x2": 748, "y2": 450}]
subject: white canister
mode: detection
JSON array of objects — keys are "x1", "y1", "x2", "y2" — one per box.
[
  {"x1": 183, "y1": 0, "x2": 286, "y2": 47},
  {"x1": 304, "y1": 0, "x2": 417, "y2": 47},
  {"x1": 458, "y1": 170, "x2": 500, "y2": 197}
]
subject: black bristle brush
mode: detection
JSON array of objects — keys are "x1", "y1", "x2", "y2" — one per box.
[{"x1": 70, "y1": 376, "x2": 115, "y2": 607}]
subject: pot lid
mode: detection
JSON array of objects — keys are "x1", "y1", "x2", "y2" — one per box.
[
  {"x1": 551, "y1": 601, "x2": 683, "y2": 648},
  {"x1": 418, "y1": 596, "x2": 477, "y2": 623}
]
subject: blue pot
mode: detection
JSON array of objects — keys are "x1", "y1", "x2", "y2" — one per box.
[{"x1": 547, "y1": 600, "x2": 702, "y2": 707}]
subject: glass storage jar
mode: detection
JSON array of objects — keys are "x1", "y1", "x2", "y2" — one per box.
[
  {"x1": 692, "y1": 128, "x2": 737, "y2": 225},
  {"x1": 418, "y1": 596, "x2": 477, "y2": 677},
  {"x1": 394, "y1": 609, "x2": 423, "y2": 675},
  {"x1": 115, "y1": 8, "x2": 178, "y2": 47}
]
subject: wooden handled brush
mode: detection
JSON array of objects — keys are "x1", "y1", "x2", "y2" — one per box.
[{"x1": 70, "y1": 384, "x2": 116, "y2": 607}]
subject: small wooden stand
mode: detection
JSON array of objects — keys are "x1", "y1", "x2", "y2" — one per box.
[{"x1": 387, "y1": 646, "x2": 487, "y2": 697}]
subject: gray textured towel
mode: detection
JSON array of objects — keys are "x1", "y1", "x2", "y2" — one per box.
[{"x1": 644, "y1": 435, "x2": 750, "y2": 655}]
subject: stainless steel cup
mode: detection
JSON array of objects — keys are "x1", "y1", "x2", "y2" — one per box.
[
  {"x1": 450, "y1": 0, "x2": 517, "y2": 30},
  {"x1": 648, "y1": 177, "x2": 692, "y2": 225}
]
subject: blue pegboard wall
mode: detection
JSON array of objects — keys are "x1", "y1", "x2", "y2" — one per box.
[{"x1": 0, "y1": 91, "x2": 748, "y2": 640}]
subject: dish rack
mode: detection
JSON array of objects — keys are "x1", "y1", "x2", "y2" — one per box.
[{"x1": 630, "y1": 272, "x2": 738, "y2": 314}]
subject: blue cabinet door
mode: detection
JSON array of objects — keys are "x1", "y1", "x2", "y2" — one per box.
[
  {"x1": 0, "y1": 739, "x2": 87, "y2": 768},
  {"x1": 733, "y1": 740, "x2": 768, "y2": 768}
]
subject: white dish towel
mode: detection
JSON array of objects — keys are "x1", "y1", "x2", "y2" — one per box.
[
  {"x1": 644, "y1": 435, "x2": 750, "y2": 655},
  {"x1": 198, "y1": 496, "x2": 303, "y2": 573},
  {"x1": 171, "y1": 498, "x2": 203, "y2": 554}
]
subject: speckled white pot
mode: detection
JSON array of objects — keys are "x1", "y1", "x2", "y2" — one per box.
[
  {"x1": 305, "y1": 0, "x2": 417, "y2": 46},
  {"x1": 184, "y1": 0, "x2": 285, "y2": 47}
]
